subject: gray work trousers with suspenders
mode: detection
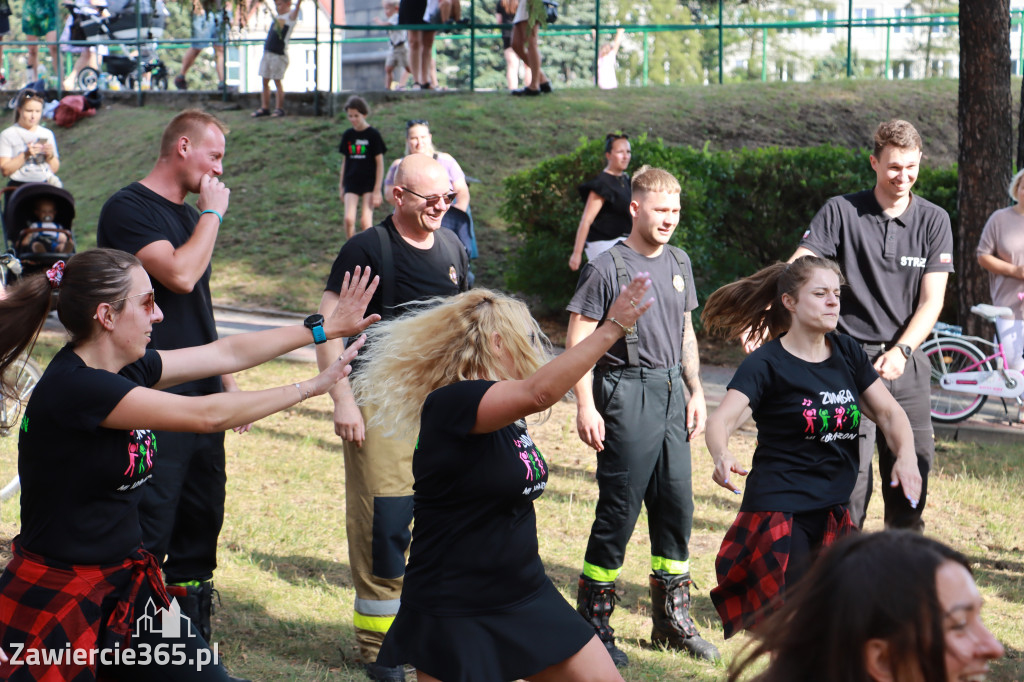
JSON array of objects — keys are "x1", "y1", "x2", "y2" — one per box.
[{"x1": 582, "y1": 245, "x2": 694, "y2": 577}]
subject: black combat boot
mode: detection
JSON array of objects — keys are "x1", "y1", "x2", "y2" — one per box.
[
  {"x1": 166, "y1": 580, "x2": 215, "y2": 641},
  {"x1": 165, "y1": 581, "x2": 250, "y2": 681},
  {"x1": 649, "y1": 570, "x2": 721, "y2": 661},
  {"x1": 576, "y1": 574, "x2": 629, "y2": 667}
]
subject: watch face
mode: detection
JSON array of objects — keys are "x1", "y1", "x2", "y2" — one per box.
[{"x1": 305, "y1": 314, "x2": 324, "y2": 328}]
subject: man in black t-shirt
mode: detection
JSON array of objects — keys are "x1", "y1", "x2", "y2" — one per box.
[
  {"x1": 316, "y1": 154, "x2": 468, "y2": 682},
  {"x1": 566, "y1": 166, "x2": 719, "y2": 667},
  {"x1": 96, "y1": 110, "x2": 244, "y2": 660},
  {"x1": 792, "y1": 120, "x2": 954, "y2": 532}
]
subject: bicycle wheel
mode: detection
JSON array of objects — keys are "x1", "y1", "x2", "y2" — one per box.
[
  {"x1": 0, "y1": 355, "x2": 41, "y2": 501},
  {"x1": 923, "y1": 338, "x2": 989, "y2": 423}
]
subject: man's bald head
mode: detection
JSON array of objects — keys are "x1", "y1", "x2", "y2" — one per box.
[{"x1": 394, "y1": 153, "x2": 448, "y2": 191}]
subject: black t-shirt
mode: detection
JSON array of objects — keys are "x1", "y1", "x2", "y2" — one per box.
[
  {"x1": 18, "y1": 346, "x2": 163, "y2": 565},
  {"x1": 577, "y1": 171, "x2": 631, "y2": 242},
  {"x1": 96, "y1": 182, "x2": 221, "y2": 396},
  {"x1": 401, "y1": 380, "x2": 550, "y2": 615},
  {"x1": 728, "y1": 333, "x2": 878, "y2": 513},
  {"x1": 339, "y1": 126, "x2": 387, "y2": 195},
  {"x1": 325, "y1": 215, "x2": 469, "y2": 312},
  {"x1": 800, "y1": 189, "x2": 954, "y2": 343},
  {"x1": 567, "y1": 243, "x2": 698, "y2": 369}
]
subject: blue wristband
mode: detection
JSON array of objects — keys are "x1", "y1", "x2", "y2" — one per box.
[{"x1": 200, "y1": 209, "x2": 223, "y2": 224}]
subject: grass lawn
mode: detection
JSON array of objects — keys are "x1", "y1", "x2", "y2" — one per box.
[
  {"x1": 2, "y1": 80, "x2": 1021, "y2": 679},
  {"x1": 1, "y1": 331, "x2": 1021, "y2": 680}
]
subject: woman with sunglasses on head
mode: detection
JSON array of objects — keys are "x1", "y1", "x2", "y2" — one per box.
[
  {"x1": 358, "y1": 275, "x2": 653, "y2": 682},
  {"x1": 568, "y1": 133, "x2": 631, "y2": 271},
  {"x1": 702, "y1": 256, "x2": 921, "y2": 640},
  {"x1": 0, "y1": 89, "x2": 61, "y2": 192},
  {"x1": 0, "y1": 249, "x2": 379, "y2": 681}
]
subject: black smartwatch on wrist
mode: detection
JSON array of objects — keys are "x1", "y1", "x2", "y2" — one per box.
[
  {"x1": 896, "y1": 343, "x2": 913, "y2": 359},
  {"x1": 304, "y1": 313, "x2": 326, "y2": 344}
]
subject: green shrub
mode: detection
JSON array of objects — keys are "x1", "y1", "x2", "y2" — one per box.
[{"x1": 502, "y1": 138, "x2": 959, "y2": 314}]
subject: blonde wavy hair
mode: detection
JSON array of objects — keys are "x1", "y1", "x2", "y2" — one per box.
[{"x1": 350, "y1": 289, "x2": 551, "y2": 440}]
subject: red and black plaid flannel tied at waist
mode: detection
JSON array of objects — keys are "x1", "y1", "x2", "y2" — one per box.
[
  {"x1": 710, "y1": 507, "x2": 856, "y2": 639},
  {"x1": 0, "y1": 538, "x2": 170, "y2": 681}
]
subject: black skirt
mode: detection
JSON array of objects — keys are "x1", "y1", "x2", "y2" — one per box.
[{"x1": 377, "y1": 578, "x2": 595, "y2": 682}]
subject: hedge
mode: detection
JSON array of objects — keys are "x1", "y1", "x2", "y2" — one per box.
[{"x1": 501, "y1": 136, "x2": 959, "y2": 314}]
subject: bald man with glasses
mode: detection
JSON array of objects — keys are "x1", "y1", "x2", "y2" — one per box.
[{"x1": 316, "y1": 154, "x2": 470, "y2": 682}]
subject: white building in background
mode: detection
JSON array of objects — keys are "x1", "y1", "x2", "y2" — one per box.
[
  {"x1": 222, "y1": 0, "x2": 388, "y2": 94},
  {"x1": 728, "y1": 1, "x2": 963, "y2": 82}
]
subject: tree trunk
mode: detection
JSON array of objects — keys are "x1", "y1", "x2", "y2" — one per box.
[{"x1": 958, "y1": 1, "x2": 1012, "y2": 336}]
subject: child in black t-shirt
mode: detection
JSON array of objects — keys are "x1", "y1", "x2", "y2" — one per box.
[{"x1": 338, "y1": 95, "x2": 387, "y2": 239}]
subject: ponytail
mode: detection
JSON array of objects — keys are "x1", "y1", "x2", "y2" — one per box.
[
  {"x1": 0, "y1": 272, "x2": 52, "y2": 401},
  {"x1": 702, "y1": 256, "x2": 843, "y2": 342}
]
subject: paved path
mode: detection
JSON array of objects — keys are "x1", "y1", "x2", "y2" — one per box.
[{"x1": 45, "y1": 305, "x2": 1024, "y2": 444}]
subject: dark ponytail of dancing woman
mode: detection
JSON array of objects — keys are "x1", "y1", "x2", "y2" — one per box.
[
  {"x1": 701, "y1": 256, "x2": 844, "y2": 342},
  {"x1": 0, "y1": 249, "x2": 139, "y2": 400}
]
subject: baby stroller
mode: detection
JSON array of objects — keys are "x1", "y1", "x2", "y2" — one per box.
[
  {"x1": 2, "y1": 184, "x2": 76, "y2": 275},
  {"x1": 67, "y1": 0, "x2": 170, "y2": 90}
]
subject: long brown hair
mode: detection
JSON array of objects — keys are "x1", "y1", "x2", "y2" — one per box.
[
  {"x1": 701, "y1": 256, "x2": 843, "y2": 342},
  {"x1": 728, "y1": 531, "x2": 968, "y2": 682},
  {"x1": 0, "y1": 249, "x2": 139, "y2": 400}
]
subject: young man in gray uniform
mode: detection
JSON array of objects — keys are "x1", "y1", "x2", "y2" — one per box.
[
  {"x1": 566, "y1": 165, "x2": 720, "y2": 667},
  {"x1": 791, "y1": 119, "x2": 953, "y2": 531}
]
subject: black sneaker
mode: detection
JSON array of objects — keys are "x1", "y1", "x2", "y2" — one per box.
[
  {"x1": 364, "y1": 662, "x2": 405, "y2": 681},
  {"x1": 539, "y1": 81, "x2": 552, "y2": 93},
  {"x1": 511, "y1": 87, "x2": 541, "y2": 96}
]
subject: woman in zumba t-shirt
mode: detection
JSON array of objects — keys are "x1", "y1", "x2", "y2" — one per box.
[
  {"x1": 0, "y1": 250, "x2": 378, "y2": 681},
  {"x1": 701, "y1": 256, "x2": 922, "y2": 638},
  {"x1": 568, "y1": 133, "x2": 632, "y2": 271},
  {"x1": 352, "y1": 278, "x2": 653, "y2": 682}
]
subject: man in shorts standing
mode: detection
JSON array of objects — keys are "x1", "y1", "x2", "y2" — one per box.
[
  {"x1": 791, "y1": 119, "x2": 953, "y2": 532},
  {"x1": 175, "y1": 0, "x2": 231, "y2": 90},
  {"x1": 567, "y1": 165, "x2": 720, "y2": 667},
  {"x1": 316, "y1": 154, "x2": 469, "y2": 681},
  {"x1": 250, "y1": 0, "x2": 299, "y2": 117}
]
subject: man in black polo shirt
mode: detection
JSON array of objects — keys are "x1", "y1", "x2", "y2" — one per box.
[
  {"x1": 791, "y1": 119, "x2": 953, "y2": 531},
  {"x1": 316, "y1": 154, "x2": 469, "y2": 682}
]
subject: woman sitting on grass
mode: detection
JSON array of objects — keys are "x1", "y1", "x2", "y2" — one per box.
[
  {"x1": 0, "y1": 249, "x2": 378, "y2": 681},
  {"x1": 354, "y1": 277, "x2": 653, "y2": 682}
]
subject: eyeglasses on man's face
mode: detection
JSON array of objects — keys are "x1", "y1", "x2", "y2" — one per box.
[{"x1": 400, "y1": 187, "x2": 456, "y2": 206}]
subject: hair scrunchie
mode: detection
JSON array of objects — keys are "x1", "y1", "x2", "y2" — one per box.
[{"x1": 46, "y1": 261, "x2": 65, "y2": 289}]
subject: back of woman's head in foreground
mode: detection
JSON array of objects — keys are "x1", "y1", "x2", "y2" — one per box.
[
  {"x1": 729, "y1": 530, "x2": 968, "y2": 682},
  {"x1": 351, "y1": 288, "x2": 550, "y2": 439},
  {"x1": 0, "y1": 249, "x2": 139, "y2": 399},
  {"x1": 702, "y1": 256, "x2": 843, "y2": 342}
]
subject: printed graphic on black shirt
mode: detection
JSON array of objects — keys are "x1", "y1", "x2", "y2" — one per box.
[
  {"x1": 800, "y1": 390, "x2": 861, "y2": 444},
  {"x1": 515, "y1": 429, "x2": 547, "y2": 497},
  {"x1": 118, "y1": 429, "x2": 156, "y2": 491}
]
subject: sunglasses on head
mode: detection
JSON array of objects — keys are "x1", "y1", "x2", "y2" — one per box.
[{"x1": 406, "y1": 119, "x2": 429, "y2": 129}]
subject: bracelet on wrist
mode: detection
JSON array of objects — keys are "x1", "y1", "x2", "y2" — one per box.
[
  {"x1": 200, "y1": 209, "x2": 223, "y2": 224},
  {"x1": 607, "y1": 317, "x2": 636, "y2": 335},
  {"x1": 293, "y1": 382, "x2": 310, "y2": 402}
]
